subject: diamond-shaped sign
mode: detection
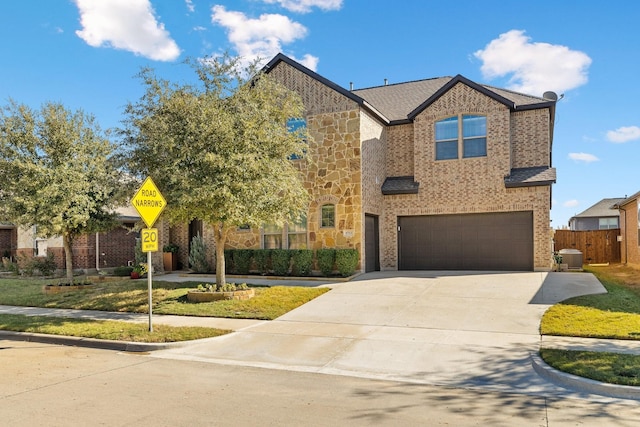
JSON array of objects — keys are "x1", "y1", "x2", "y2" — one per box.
[{"x1": 131, "y1": 177, "x2": 166, "y2": 228}]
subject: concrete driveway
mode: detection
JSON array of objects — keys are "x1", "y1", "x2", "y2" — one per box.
[{"x1": 153, "y1": 271, "x2": 605, "y2": 397}]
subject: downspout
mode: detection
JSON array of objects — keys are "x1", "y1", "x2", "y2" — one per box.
[
  {"x1": 619, "y1": 206, "x2": 627, "y2": 264},
  {"x1": 95, "y1": 232, "x2": 100, "y2": 271}
]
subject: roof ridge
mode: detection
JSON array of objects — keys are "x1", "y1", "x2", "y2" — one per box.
[{"x1": 353, "y1": 76, "x2": 452, "y2": 92}]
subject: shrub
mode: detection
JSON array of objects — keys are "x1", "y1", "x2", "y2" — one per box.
[
  {"x1": 253, "y1": 249, "x2": 270, "y2": 275},
  {"x1": 189, "y1": 234, "x2": 209, "y2": 273},
  {"x1": 114, "y1": 266, "x2": 134, "y2": 276},
  {"x1": 335, "y1": 249, "x2": 359, "y2": 277},
  {"x1": 316, "y1": 248, "x2": 336, "y2": 276},
  {"x1": 233, "y1": 249, "x2": 253, "y2": 275},
  {"x1": 134, "y1": 238, "x2": 145, "y2": 264},
  {"x1": 21, "y1": 253, "x2": 57, "y2": 277},
  {"x1": 271, "y1": 249, "x2": 291, "y2": 276},
  {"x1": 224, "y1": 249, "x2": 234, "y2": 273},
  {"x1": 291, "y1": 249, "x2": 313, "y2": 276}
]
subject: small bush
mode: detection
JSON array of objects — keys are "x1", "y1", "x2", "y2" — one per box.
[
  {"x1": 291, "y1": 249, "x2": 313, "y2": 276},
  {"x1": 233, "y1": 249, "x2": 253, "y2": 275},
  {"x1": 335, "y1": 249, "x2": 359, "y2": 277},
  {"x1": 224, "y1": 249, "x2": 234, "y2": 274},
  {"x1": 316, "y1": 248, "x2": 336, "y2": 276},
  {"x1": 271, "y1": 249, "x2": 291, "y2": 276},
  {"x1": 189, "y1": 234, "x2": 209, "y2": 273},
  {"x1": 253, "y1": 249, "x2": 271, "y2": 275},
  {"x1": 21, "y1": 253, "x2": 57, "y2": 277},
  {"x1": 113, "y1": 266, "x2": 134, "y2": 276}
]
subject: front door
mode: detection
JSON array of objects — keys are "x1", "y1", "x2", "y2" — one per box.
[{"x1": 365, "y1": 214, "x2": 380, "y2": 272}]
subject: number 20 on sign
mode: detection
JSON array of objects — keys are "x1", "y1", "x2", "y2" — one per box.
[{"x1": 141, "y1": 228, "x2": 159, "y2": 252}]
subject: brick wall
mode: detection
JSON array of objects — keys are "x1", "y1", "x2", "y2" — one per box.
[
  {"x1": 380, "y1": 82, "x2": 552, "y2": 270},
  {"x1": 620, "y1": 198, "x2": 640, "y2": 265},
  {"x1": 386, "y1": 124, "x2": 413, "y2": 177},
  {"x1": 511, "y1": 109, "x2": 551, "y2": 168},
  {"x1": 0, "y1": 228, "x2": 17, "y2": 258}
]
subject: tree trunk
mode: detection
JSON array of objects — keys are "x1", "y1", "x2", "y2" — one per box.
[
  {"x1": 213, "y1": 222, "x2": 229, "y2": 286},
  {"x1": 62, "y1": 232, "x2": 74, "y2": 284}
]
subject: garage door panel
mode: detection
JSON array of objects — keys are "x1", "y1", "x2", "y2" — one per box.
[{"x1": 399, "y1": 212, "x2": 533, "y2": 271}]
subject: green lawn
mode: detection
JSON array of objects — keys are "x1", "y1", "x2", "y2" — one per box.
[
  {"x1": 540, "y1": 264, "x2": 640, "y2": 386},
  {"x1": 0, "y1": 276, "x2": 329, "y2": 342}
]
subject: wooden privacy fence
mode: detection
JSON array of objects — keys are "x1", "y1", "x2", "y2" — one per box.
[{"x1": 553, "y1": 229, "x2": 621, "y2": 264}]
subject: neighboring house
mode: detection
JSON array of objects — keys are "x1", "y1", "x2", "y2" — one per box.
[
  {"x1": 0, "y1": 222, "x2": 17, "y2": 259},
  {"x1": 179, "y1": 53, "x2": 557, "y2": 272},
  {"x1": 568, "y1": 198, "x2": 625, "y2": 230},
  {"x1": 615, "y1": 191, "x2": 640, "y2": 266},
  {"x1": 14, "y1": 206, "x2": 141, "y2": 272}
]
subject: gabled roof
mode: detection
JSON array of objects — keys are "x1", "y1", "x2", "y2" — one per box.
[
  {"x1": 264, "y1": 53, "x2": 556, "y2": 125},
  {"x1": 573, "y1": 198, "x2": 626, "y2": 218},
  {"x1": 614, "y1": 191, "x2": 640, "y2": 208},
  {"x1": 504, "y1": 167, "x2": 556, "y2": 188}
]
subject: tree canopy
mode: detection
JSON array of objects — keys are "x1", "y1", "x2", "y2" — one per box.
[
  {"x1": 122, "y1": 55, "x2": 310, "y2": 285},
  {"x1": 0, "y1": 100, "x2": 126, "y2": 282}
]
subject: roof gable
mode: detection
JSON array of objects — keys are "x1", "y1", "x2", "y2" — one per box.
[
  {"x1": 573, "y1": 198, "x2": 626, "y2": 218},
  {"x1": 264, "y1": 53, "x2": 555, "y2": 125}
]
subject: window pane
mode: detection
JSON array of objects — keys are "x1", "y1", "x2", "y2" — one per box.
[
  {"x1": 263, "y1": 224, "x2": 282, "y2": 234},
  {"x1": 463, "y1": 137, "x2": 487, "y2": 158},
  {"x1": 436, "y1": 140, "x2": 458, "y2": 160},
  {"x1": 435, "y1": 117, "x2": 458, "y2": 141},
  {"x1": 288, "y1": 234, "x2": 307, "y2": 249},
  {"x1": 321, "y1": 204, "x2": 335, "y2": 228},
  {"x1": 263, "y1": 234, "x2": 282, "y2": 249},
  {"x1": 463, "y1": 115, "x2": 486, "y2": 138}
]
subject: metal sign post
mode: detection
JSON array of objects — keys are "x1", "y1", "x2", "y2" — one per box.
[{"x1": 130, "y1": 177, "x2": 166, "y2": 332}]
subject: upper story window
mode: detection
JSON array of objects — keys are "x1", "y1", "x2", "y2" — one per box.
[
  {"x1": 287, "y1": 118, "x2": 306, "y2": 160},
  {"x1": 435, "y1": 115, "x2": 487, "y2": 160},
  {"x1": 321, "y1": 204, "x2": 335, "y2": 228}
]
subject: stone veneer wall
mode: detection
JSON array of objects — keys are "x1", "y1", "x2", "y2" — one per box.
[
  {"x1": 380, "y1": 82, "x2": 553, "y2": 270},
  {"x1": 221, "y1": 60, "x2": 366, "y2": 259}
]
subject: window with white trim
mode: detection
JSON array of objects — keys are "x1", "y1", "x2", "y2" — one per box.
[
  {"x1": 262, "y1": 217, "x2": 307, "y2": 249},
  {"x1": 598, "y1": 217, "x2": 618, "y2": 230}
]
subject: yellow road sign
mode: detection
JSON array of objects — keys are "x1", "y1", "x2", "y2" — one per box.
[
  {"x1": 131, "y1": 177, "x2": 166, "y2": 228},
  {"x1": 141, "y1": 228, "x2": 159, "y2": 252}
]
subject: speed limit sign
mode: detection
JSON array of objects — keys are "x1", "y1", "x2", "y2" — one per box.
[{"x1": 141, "y1": 228, "x2": 159, "y2": 252}]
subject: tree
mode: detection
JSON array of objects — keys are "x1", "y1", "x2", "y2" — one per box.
[
  {"x1": 122, "y1": 55, "x2": 309, "y2": 286},
  {"x1": 0, "y1": 101, "x2": 126, "y2": 283}
]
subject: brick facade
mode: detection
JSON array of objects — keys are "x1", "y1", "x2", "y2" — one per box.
[
  {"x1": 619, "y1": 196, "x2": 640, "y2": 266},
  {"x1": 185, "y1": 54, "x2": 556, "y2": 272}
]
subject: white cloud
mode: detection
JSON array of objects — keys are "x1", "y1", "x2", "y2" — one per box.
[
  {"x1": 568, "y1": 152, "x2": 599, "y2": 163},
  {"x1": 474, "y1": 30, "x2": 592, "y2": 96},
  {"x1": 563, "y1": 199, "x2": 579, "y2": 208},
  {"x1": 185, "y1": 0, "x2": 195, "y2": 13},
  {"x1": 606, "y1": 126, "x2": 640, "y2": 143},
  {"x1": 211, "y1": 5, "x2": 318, "y2": 70},
  {"x1": 261, "y1": 0, "x2": 343, "y2": 13},
  {"x1": 74, "y1": 0, "x2": 180, "y2": 61}
]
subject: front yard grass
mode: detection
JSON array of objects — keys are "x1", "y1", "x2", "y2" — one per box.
[
  {"x1": 0, "y1": 277, "x2": 329, "y2": 342},
  {"x1": 0, "y1": 277, "x2": 329, "y2": 320},
  {"x1": 0, "y1": 313, "x2": 230, "y2": 343},
  {"x1": 540, "y1": 264, "x2": 640, "y2": 386}
]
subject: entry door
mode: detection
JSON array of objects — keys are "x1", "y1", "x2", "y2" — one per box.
[{"x1": 365, "y1": 214, "x2": 380, "y2": 272}]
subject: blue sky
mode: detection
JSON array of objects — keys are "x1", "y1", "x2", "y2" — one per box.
[{"x1": 1, "y1": 0, "x2": 638, "y2": 228}]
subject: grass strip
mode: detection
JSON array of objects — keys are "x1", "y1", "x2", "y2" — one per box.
[
  {"x1": 540, "y1": 348, "x2": 640, "y2": 386},
  {"x1": 0, "y1": 313, "x2": 230, "y2": 343}
]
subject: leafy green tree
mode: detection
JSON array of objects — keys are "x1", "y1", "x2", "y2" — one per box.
[
  {"x1": 0, "y1": 101, "x2": 126, "y2": 283},
  {"x1": 122, "y1": 55, "x2": 309, "y2": 286}
]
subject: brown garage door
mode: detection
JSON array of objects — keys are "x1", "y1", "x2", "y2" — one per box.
[{"x1": 398, "y1": 211, "x2": 533, "y2": 271}]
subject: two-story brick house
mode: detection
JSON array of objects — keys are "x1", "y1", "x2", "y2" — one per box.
[{"x1": 168, "y1": 53, "x2": 557, "y2": 273}]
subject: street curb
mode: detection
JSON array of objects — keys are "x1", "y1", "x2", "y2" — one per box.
[
  {"x1": 0, "y1": 330, "x2": 192, "y2": 352},
  {"x1": 531, "y1": 352, "x2": 640, "y2": 400}
]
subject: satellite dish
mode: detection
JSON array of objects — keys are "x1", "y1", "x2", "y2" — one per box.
[{"x1": 543, "y1": 91, "x2": 558, "y2": 101}]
